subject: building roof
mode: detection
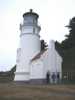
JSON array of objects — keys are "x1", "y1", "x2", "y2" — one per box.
[
  {"x1": 31, "y1": 41, "x2": 63, "y2": 62},
  {"x1": 31, "y1": 49, "x2": 47, "y2": 62},
  {"x1": 23, "y1": 9, "x2": 39, "y2": 18}
]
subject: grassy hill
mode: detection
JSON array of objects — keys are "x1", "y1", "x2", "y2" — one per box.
[{"x1": 0, "y1": 66, "x2": 16, "y2": 82}]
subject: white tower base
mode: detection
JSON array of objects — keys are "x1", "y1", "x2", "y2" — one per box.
[{"x1": 14, "y1": 72, "x2": 30, "y2": 81}]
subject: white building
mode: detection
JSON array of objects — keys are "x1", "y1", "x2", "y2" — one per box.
[{"x1": 14, "y1": 9, "x2": 62, "y2": 83}]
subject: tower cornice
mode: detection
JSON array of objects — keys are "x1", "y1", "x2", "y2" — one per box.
[{"x1": 20, "y1": 33, "x2": 40, "y2": 38}]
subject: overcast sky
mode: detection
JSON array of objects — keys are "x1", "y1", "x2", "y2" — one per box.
[{"x1": 0, "y1": 0, "x2": 75, "y2": 70}]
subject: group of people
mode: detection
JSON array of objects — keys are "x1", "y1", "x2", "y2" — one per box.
[{"x1": 46, "y1": 72, "x2": 60, "y2": 84}]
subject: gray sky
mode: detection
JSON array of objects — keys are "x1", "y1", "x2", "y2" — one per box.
[{"x1": 0, "y1": 0, "x2": 75, "y2": 70}]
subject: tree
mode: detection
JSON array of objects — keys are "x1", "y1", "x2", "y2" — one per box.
[
  {"x1": 60, "y1": 17, "x2": 75, "y2": 81},
  {"x1": 10, "y1": 65, "x2": 16, "y2": 73},
  {"x1": 41, "y1": 40, "x2": 48, "y2": 51},
  {"x1": 55, "y1": 41, "x2": 63, "y2": 57},
  {"x1": 61, "y1": 17, "x2": 75, "y2": 50}
]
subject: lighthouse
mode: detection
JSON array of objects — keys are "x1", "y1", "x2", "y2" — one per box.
[
  {"x1": 14, "y1": 9, "x2": 41, "y2": 81},
  {"x1": 14, "y1": 9, "x2": 62, "y2": 83}
]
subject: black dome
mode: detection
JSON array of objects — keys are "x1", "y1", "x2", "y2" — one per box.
[{"x1": 23, "y1": 9, "x2": 39, "y2": 18}]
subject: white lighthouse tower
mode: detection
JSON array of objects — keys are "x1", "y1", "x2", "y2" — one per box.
[{"x1": 14, "y1": 9, "x2": 41, "y2": 81}]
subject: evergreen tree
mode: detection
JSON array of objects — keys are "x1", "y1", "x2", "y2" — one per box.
[
  {"x1": 61, "y1": 17, "x2": 75, "y2": 49},
  {"x1": 55, "y1": 41, "x2": 63, "y2": 57},
  {"x1": 41, "y1": 40, "x2": 48, "y2": 51}
]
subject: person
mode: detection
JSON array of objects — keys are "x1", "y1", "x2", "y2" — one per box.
[
  {"x1": 52, "y1": 73, "x2": 56, "y2": 84},
  {"x1": 46, "y1": 71, "x2": 50, "y2": 84},
  {"x1": 57, "y1": 72, "x2": 60, "y2": 83}
]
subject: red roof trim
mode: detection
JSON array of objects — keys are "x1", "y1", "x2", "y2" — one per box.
[{"x1": 31, "y1": 49, "x2": 47, "y2": 62}]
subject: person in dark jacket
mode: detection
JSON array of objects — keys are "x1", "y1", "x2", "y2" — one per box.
[
  {"x1": 52, "y1": 73, "x2": 56, "y2": 84},
  {"x1": 46, "y1": 71, "x2": 50, "y2": 84}
]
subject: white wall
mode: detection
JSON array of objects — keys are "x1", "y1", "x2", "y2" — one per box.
[
  {"x1": 30, "y1": 59, "x2": 44, "y2": 79},
  {"x1": 41, "y1": 50, "x2": 49, "y2": 78},
  {"x1": 48, "y1": 40, "x2": 62, "y2": 79},
  {"x1": 14, "y1": 72, "x2": 30, "y2": 81},
  {"x1": 30, "y1": 40, "x2": 62, "y2": 81}
]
